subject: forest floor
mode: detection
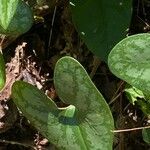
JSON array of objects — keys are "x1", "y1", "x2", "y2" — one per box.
[{"x1": 0, "y1": 0, "x2": 150, "y2": 150}]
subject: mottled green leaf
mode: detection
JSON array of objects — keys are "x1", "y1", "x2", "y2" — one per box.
[
  {"x1": 0, "y1": 51, "x2": 5, "y2": 91},
  {"x1": 70, "y1": 0, "x2": 132, "y2": 61},
  {"x1": 12, "y1": 56, "x2": 114, "y2": 150},
  {"x1": 54, "y1": 56, "x2": 114, "y2": 149},
  {"x1": 137, "y1": 100, "x2": 150, "y2": 116},
  {"x1": 142, "y1": 128, "x2": 150, "y2": 144},
  {"x1": 108, "y1": 33, "x2": 150, "y2": 98},
  {"x1": 0, "y1": 0, "x2": 33, "y2": 36}
]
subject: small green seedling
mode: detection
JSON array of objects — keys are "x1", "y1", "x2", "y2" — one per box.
[
  {"x1": 12, "y1": 56, "x2": 114, "y2": 149},
  {"x1": 125, "y1": 84, "x2": 145, "y2": 105},
  {"x1": 108, "y1": 33, "x2": 150, "y2": 144}
]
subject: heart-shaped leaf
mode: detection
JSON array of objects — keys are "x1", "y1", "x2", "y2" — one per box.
[
  {"x1": 0, "y1": 51, "x2": 6, "y2": 90},
  {"x1": 70, "y1": 0, "x2": 132, "y2": 61},
  {"x1": 0, "y1": 0, "x2": 33, "y2": 36},
  {"x1": 12, "y1": 56, "x2": 114, "y2": 149},
  {"x1": 108, "y1": 33, "x2": 150, "y2": 97}
]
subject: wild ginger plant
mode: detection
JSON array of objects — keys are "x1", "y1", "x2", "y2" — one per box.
[{"x1": 11, "y1": 56, "x2": 114, "y2": 149}]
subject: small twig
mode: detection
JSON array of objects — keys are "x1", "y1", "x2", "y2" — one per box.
[
  {"x1": 0, "y1": 139, "x2": 36, "y2": 150},
  {"x1": 47, "y1": 1, "x2": 58, "y2": 58},
  {"x1": 109, "y1": 81, "x2": 124, "y2": 105},
  {"x1": 119, "y1": 80, "x2": 124, "y2": 150},
  {"x1": 112, "y1": 125, "x2": 150, "y2": 133},
  {"x1": 0, "y1": 35, "x2": 6, "y2": 53},
  {"x1": 0, "y1": 35, "x2": 6, "y2": 46},
  {"x1": 112, "y1": 81, "x2": 124, "y2": 99},
  {"x1": 109, "y1": 92, "x2": 123, "y2": 105},
  {"x1": 90, "y1": 56, "x2": 101, "y2": 78}
]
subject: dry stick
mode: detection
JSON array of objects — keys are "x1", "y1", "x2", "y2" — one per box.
[
  {"x1": 137, "y1": 16, "x2": 150, "y2": 28},
  {"x1": 113, "y1": 125, "x2": 150, "y2": 133},
  {"x1": 141, "y1": 0, "x2": 146, "y2": 19},
  {"x1": 109, "y1": 81, "x2": 124, "y2": 105},
  {"x1": 0, "y1": 139, "x2": 36, "y2": 150},
  {"x1": 119, "y1": 84, "x2": 124, "y2": 150},
  {"x1": 0, "y1": 35, "x2": 6, "y2": 53},
  {"x1": 109, "y1": 92, "x2": 123, "y2": 105},
  {"x1": 0, "y1": 35, "x2": 5, "y2": 45},
  {"x1": 47, "y1": 2, "x2": 57, "y2": 58},
  {"x1": 137, "y1": 0, "x2": 150, "y2": 29},
  {"x1": 90, "y1": 56, "x2": 101, "y2": 79}
]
